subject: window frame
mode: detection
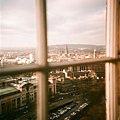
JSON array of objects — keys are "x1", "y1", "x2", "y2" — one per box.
[
  {"x1": 105, "y1": 0, "x2": 119, "y2": 120},
  {"x1": 0, "y1": 0, "x2": 119, "y2": 120}
]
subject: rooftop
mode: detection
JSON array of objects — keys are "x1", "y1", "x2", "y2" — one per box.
[{"x1": 0, "y1": 86, "x2": 20, "y2": 99}]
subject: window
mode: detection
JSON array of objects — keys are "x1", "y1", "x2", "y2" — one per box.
[{"x1": 0, "y1": 0, "x2": 119, "y2": 120}]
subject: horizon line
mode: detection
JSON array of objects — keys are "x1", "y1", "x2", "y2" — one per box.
[{"x1": 0, "y1": 43, "x2": 105, "y2": 50}]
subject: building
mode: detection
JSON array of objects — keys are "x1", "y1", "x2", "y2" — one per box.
[
  {"x1": 69, "y1": 63, "x2": 105, "y2": 79},
  {"x1": 0, "y1": 81, "x2": 37, "y2": 115},
  {"x1": 0, "y1": 0, "x2": 119, "y2": 119},
  {"x1": 0, "y1": 86, "x2": 21, "y2": 115}
]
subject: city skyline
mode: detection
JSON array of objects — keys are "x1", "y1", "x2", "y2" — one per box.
[{"x1": 1, "y1": 0, "x2": 106, "y2": 48}]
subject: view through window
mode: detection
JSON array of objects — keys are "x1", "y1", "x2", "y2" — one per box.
[{"x1": 0, "y1": 0, "x2": 114, "y2": 120}]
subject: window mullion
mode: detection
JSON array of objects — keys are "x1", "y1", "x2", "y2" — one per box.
[
  {"x1": 36, "y1": 0, "x2": 48, "y2": 120},
  {"x1": 106, "y1": 0, "x2": 118, "y2": 120}
]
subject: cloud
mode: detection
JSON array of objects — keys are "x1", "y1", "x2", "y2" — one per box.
[
  {"x1": 47, "y1": 0, "x2": 106, "y2": 45},
  {"x1": 1, "y1": 0, "x2": 36, "y2": 30},
  {"x1": 1, "y1": 0, "x2": 106, "y2": 48},
  {"x1": 1, "y1": 0, "x2": 37, "y2": 48}
]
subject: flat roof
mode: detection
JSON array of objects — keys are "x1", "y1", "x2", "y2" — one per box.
[{"x1": 0, "y1": 86, "x2": 20, "y2": 98}]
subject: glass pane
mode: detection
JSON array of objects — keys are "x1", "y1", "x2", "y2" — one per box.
[
  {"x1": 0, "y1": 72, "x2": 37, "y2": 120},
  {"x1": 48, "y1": 63, "x2": 106, "y2": 120},
  {"x1": 0, "y1": 0, "x2": 37, "y2": 68},
  {"x1": 47, "y1": 0, "x2": 106, "y2": 62}
]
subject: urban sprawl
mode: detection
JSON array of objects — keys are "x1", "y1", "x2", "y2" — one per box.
[{"x1": 0, "y1": 44, "x2": 106, "y2": 120}]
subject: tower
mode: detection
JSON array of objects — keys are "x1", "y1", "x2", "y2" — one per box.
[
  {"x1": 29, "y1": 54, "x2": 33, "y2": 61},
  {"x1": 65, "y1": 45, "x2": 68, "y2": 57},
  {"x1": 93, "y1": 49, "x2": 96, "y2": 59},
  {"x1": 52, "y1": 78, "x2": 56, "y2": 94},
  {"x1": 0, "y1": 55, "x2": 4, "y2": 67}
]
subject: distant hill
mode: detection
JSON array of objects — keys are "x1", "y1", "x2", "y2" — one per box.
[
  {"x1": 48, "y1": 44, "x2": 105, "y2": 51},
  {"x1": 1, "y1": 44, "x2": 105, "y2": 51}
]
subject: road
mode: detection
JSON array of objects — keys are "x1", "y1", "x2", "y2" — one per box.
[
  {"x1": 16, "y1": 98, "x2": 75, "y2": 120},
  {"x1": 56, "y1": 102, "x2": 82, "y2": 120},
  {"x1": 16, "y1": 94, "x2": 84, "y2": 120}
]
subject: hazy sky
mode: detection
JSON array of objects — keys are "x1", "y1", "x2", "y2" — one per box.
[{"x1": 0, "y1": 0, "x2": 106, "y2": 48}]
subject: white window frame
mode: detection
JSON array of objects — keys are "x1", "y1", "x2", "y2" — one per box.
[
  {"x1": 0, "y1": 0, "x2": 119, "y2": 120},
  {"x1": 106, "y1": 0, "x2": 118, "y2": 120}
]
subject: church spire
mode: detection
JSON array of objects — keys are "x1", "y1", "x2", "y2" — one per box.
[{"x1": 65, "y1": 45, "x2": 68, "y2": 56}]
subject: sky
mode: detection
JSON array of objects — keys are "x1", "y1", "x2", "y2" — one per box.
[{"x1": 0, "y1": 0, "x2": 106, "y2": 48}]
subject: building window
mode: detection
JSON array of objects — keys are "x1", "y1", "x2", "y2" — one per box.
[{"x1": 0, "y1": 0, "x2": 119, "y2": 120}]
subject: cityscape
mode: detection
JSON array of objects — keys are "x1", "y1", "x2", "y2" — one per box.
[
  {"x1": 0, "y1": 0, "x2": 108, "y2": 119},
  {"x1": 0, "y1": 44, "x2": 106, "y2": 120}
]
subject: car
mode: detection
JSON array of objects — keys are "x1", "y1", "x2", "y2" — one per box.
[
  {"x1": 64, "y1": 106, "x2": 71, "y2": 109},
  {"x1": 19, "y1": 107, "x2": 24, "y2": 110},
  {"x1": 79, "y1": 103, "x2": 87, "y2": 109},
  {"x1": 50, "y1": 112, "x2": 60, "y2": 119},
  {"x1": 64, "y1": 116, "x2": 71, "y2": 120},
  {"x1": 24, "y1": 110, "x2": 28, "y2": 114},
  {"x1": 59, "y1": 110, "x2": 65, "y2": 115},
  {"x1": 70, "y1": 112, "x2": 76, "y2": 116},
  {"x1": 84, "y1": 103, "x2": 88, "y2": 106},
  {"x1": 55, "y1": 112, "x2": 60, "y2": 118},
  {"x1": 58, "y1": 97, "x2": 64, "y2": 101},
  {"x1": 76, "y1": 109, "x2": 80, "y2": 112}
]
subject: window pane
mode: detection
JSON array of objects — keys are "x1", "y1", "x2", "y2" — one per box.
[
  {"x1": 48, "y1": 63, "x2": 106, "y2": 120},
  {"x1": 0, "y1": 72, "x2": 37, "y2": 120},
  {"x1": 1, "y1": 0, "x2": 37, "y2": 68},
  {"x1": 47, "y1": 0, "x2": 106, "y2": 62}
]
